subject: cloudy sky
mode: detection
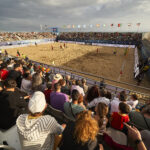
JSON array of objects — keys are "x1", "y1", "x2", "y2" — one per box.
[{"x1": 0, "y1": 0, "x2": 150, "y2": 32}]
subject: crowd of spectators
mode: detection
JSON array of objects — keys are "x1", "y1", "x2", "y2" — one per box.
[
  {"x1": 0, "y1": 32, "x2": 56, "y2": 42},
  {"x1": 57, "y1": 32, "x2": 142, "y2": 45},
  {"x1": 0, "y1": 54, "x2": 149, "y2": 150}
]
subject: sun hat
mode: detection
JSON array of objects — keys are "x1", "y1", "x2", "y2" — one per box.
[
  {"x1": 53, "y1": 73, "x2": 62, "y2": 81},
  {"x1": 28, "y1": 91, "x2": 46, "y2": 114}
]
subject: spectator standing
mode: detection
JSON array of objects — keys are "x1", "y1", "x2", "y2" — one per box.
[
  {"x1": 127, "y1": 94, "x2": 139, "y2": 109},
  {"x1": 81, "y1": 78, "x2": 88, "y2": 94},
  {"x1": 0, "y1": 62, "x2": 9, "y2": 81}
]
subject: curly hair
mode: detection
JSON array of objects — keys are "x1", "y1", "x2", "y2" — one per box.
[{"x1": 74, "y1": 111, "x2": 99, "y2": 144}]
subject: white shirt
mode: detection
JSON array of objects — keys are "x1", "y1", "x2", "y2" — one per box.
[
  {"x1": 88, "y1": 97, "x2": 110, "y2": 108},
  {"x1": 127, "y1": 100, "x2": 138, "y2": 109},
  {"x1": 71, "y1": 85, "x2": 85, "y2": 96},
  {"x1": 110, "y1": 97, "x2": 120, "y2": 114},
  {"x1": 17, "y1": 114, "x2": 63, "y2": 150}
]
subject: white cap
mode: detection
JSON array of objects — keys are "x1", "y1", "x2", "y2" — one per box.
[{"x1": 28, "y1": 91, "x2": 46, "y2": 114}]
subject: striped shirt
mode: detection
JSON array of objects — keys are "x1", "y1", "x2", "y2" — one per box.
[{"x1": 16, "y1": 114, "x2": 63, "y2": 150}]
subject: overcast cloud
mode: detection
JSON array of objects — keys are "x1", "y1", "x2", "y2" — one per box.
[{"x1": 0, "y1": 0, "x2": 150, "y2": 32}]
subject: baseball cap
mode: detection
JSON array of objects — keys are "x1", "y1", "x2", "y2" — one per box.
[{"x1": 28, "y1": 91, "x2": 46, "y2": 114}]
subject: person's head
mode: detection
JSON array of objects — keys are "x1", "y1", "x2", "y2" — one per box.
[
  {"x1": 71, "y1": 89, "x2": 80, "y2": 102},
  {"x1": 54, "y1": 83, "x2": 61, "y2": 92},
  {"x1": 58, "y1": 79, "x2": 66, "y2": 86},
  {"x1": 72, "y1": 79, "x2": 76, "y2": 85},
  {"x1": 86, "y1": 85, "x2": 100, "y2": 102},
  {"x1": 23, "y1": 73, "x2": 32, "y2": 80},
  {"x1": 119, "y1": 91, "x2": 127, "y2": 102},
  {"x1": 119, "y1": 102, "x2": 130, "y2": 114},
  {"x1": 28, "y1": 91, "x2": 47, "y2": 116},
  {"x1": 95, "y1": 103, "x2": 108, "y2": 127},
  {"x1": 14, "y1": 63, "x2": 22, "y2": 71},
  {"x1": 46, "y1": 82, "x2": 52, "y2": 90},
  {"x1": 53, "y1": 74, "x2": 63, "y2": 82},
  {"x1": 4, "y1": 79, "x2": 17, "y2": 89},
  {"x1": 131, "y1": 94, "x2": 138, "y2": 101},
  {"x1": 32, "y1": 73, "x2": 42, "y2": 91},
  {"x1": 141, "y1": 104, "x2": 150, "y2": 117},
  {"x1": 81, "y1": 78, "x2": 86, "y2": 85},
  {"x1": 74, "y1": 111, "x2": 99, "y2": 144},
  {"x1": 76, "y1": 80, "x2": 82, "y2": 86},
  {"x1": 105, "y1": 91, "x2": 112, "y2": 99},
  {"x1": 0, "y1": 62, "x2": 7, "y2": 70},
  {"x1": 99, "y1": 89, "x2": 105, "y2": 97},
  {"x1": 66, "y1": 75, "x2": 70, "y2": 80}
]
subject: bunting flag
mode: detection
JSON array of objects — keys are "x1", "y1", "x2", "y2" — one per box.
[
  {"x1": 103, "y1": 24, "x2": 106, "y2": 27},
  {"x1": 118, "y1": 24, "x2": 122, "y2": 27},
  {"x1": 63, "y1": 25, "x2": 66, "y2": 28},
  {"x1": 67, "y1": 25, "x2": 71, "y2": 28},
  {"x1": 77, "y1": 25, "x2": 81, "y2": 28},
  {"x1": 111, "y1": 24, "x2": 114, "y2": 27},
  {"x1": 90, "y1": 24, "x2": 93, "y2": 28},
  {"x1": 40, "y1": 25, "x2": 43, "y2": 30},
  {"x1": 128, "y1": 23, "x2": 132, "y2": 27},
  {"x1": 83, "y1": 24, "x2": 86, "y2": 28},
  {"x1": 136, "y1": 23, "x2": 141, "y2": 26},
  {"x1": 72, "y1": 25, "x2": 75, "y2": 28},
  {"x1": 96, "y1": 24, "x2": 100, "y2": 27}
]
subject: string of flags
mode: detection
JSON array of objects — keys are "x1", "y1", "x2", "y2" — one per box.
[
  {"x1": 40, "y1": 23, "x2": 141, "y2": 30},
  {"x1": 61, "y1": 23, "x2": 141, "y2": 29}
]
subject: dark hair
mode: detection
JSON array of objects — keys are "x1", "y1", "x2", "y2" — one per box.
[
  {"x1": 4, "y1": 79, "x2": 17, "y2": 88},
  {"x1": 105, "y1": 91, "x2": 112, "y2": 99},
  {"x1": 86, "y1": 85, "x2": 100, "y2": 102},
  {"x1": 71, "y1": 90, "x2": 80, "y2": 102},
  {"x1": 119, "y1": 102, "x2": 130, "y2": 114},
  {"x1": 0, "y1": 63, "x2": 7, "y2": 69},
  {"x1": 46, "y1": 82, "x2": 52, "y2": 90},
  {"x1": 54, "y1": 83, "x2": 61, "y2": 91},
  {"x1": 131, "y1": 94, "x2": 138, "y2": 100},
  {"x1": 141, "y1": 104, "x2": 150, "y2": 115},
  {"x1": 14, "y1": 63, "x2": 20, "y2": 69},
  {"x1": 99, "y1": 89, "x2": 105, "y2": 97},
  {"x1": 119, "y1": 91, "x2": 127, "y2": 102},
  {"x1": 23, "y1": 73, "x2": 30, "y2": 79},
  {"x1": 76, "y1": 80, "x2": 82, "y2": 86}
]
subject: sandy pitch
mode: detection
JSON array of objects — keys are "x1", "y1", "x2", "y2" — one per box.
[{"x1": 6, "y1": 42, "x2": 150, "y2": 93}]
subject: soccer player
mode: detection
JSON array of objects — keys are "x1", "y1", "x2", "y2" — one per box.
[
  {"x1": 113, "y1": 48, "x2": 117, "y2": 55},
  {"x1": 17, "y1": 50, "x2": 20, "y2": 57}
]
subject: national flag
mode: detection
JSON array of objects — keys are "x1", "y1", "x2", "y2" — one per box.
[
  {"x1": 118, "y1": 24, "x2": 122, "y2": 27},
  {"x1": 136, "y1": 23, "x2": 141, "y2": 26},
  {"x1": 111, "y1": 24, "x2": 114, "y2": 27},
  {"x1": 128, "y1": 23, "x2": 132, "y2": 27},
  {"x1": 90, "y1": 24, "x2": 93, "y2": 28},
  {"x1": 72, "y1": 25, "x2": 75, "y2": 28},
  {"x1": 78, "y1": 25, "x2": 81, "y2": 28},
  {"x1": 103, "y1": 24, "x2": 106, "y2": 27},
  {"x1": 96, "y1": 24, "x2": 100, "y2": 27},
  {"x1": 83, "y1": 24, "x2": 86, "y2": 28}
]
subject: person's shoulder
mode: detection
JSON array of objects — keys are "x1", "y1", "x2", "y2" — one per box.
[
  {"x1": 40, "y1": 115, "x2": 57, "y2": 123},
  {"x1": 64, "y1": 101, "x2": 70, "y2": 107}
]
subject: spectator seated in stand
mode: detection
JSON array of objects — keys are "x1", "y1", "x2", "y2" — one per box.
[
  {"x1": 0, "y1": 62, "x2": 9, "y2": 81},
  {"x1": 71, "y1": 80, "x2": 85, "y2": 96},
  {"x1": 50, "y1": 83, "x2": 69, "y2": 112},
  {"x1": 87, "y1": 89, "x2": 110, "y2": 109},
  {"x1": 64, "y1": 89, "x2": 85, "y2": 120},
  {"x1": 127, "y1": 94, "x2": 139, "y2": 110},
  {"x1": 0, "y1": 79, "x2": 28, "y2": 129},
  {"x1": 81, "y1": 78, "x2": 88, "y2": 94},
  {"x1": 129, "y1": 104, "x2": 150, "y2": 130},
  {"x1": 16, "y1": 91, "x2": 64, "y2": 150},
  {"x1": 59, "y1": 79, "x2": 70, "y2": 95},
  {"x1": 60, "y1": 110, "x2": 103, "y2": 150},
  {"x1": 110, "y1": 102, "x2": 130, "y2": 133},
  {"x1": 44, "y1": 82, "x2": 52, "y2": 104}
]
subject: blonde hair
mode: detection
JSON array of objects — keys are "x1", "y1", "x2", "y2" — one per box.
[{"x1": 74, "y1": 111, "x2": 99, "y2": 144}]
